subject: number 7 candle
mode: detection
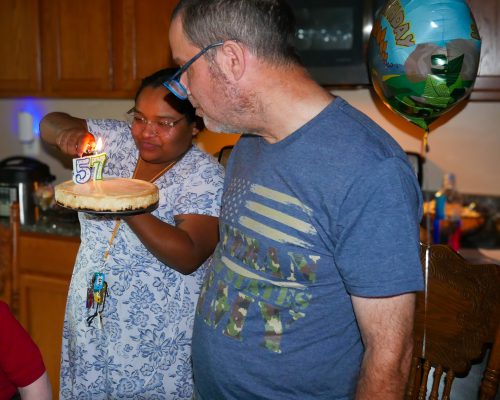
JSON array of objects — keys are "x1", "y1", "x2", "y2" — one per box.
[{"x1": 73, "y1": 137, "x2": 107, "y2": 184}]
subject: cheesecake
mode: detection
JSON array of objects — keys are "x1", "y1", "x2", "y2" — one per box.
[{"x1": 55, "y1": 177, "x2": 159, "y2": 213}]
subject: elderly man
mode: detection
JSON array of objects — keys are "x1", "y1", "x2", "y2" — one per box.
[{"x1": 165, "y1": 1, "x2": 424, "y2": 399}]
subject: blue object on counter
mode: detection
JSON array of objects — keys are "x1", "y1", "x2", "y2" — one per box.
[
  {"x1": 433, "y1": 192, "x2": 447, "y2": 244},
  {"x1": 435, "y1": 193, "x2": 446, "y2": 220},
  {"x1": 433, "y1": 218, "x2": 441, "y2": 244}
]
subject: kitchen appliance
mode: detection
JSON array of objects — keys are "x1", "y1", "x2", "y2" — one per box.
[
  {"x1": 288, "y1": 0, "x2": 386, "y2": 86},
  {"x1": 0, "y1": 156, "x2": 55, "y2": 225},
  {"x1": 405, "y1": 151, "x2": 424, "y2": 188}
]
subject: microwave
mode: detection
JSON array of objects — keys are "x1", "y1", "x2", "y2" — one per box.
[{"x1": 288, "y1": 0, "x2": 386, "y2": 87}]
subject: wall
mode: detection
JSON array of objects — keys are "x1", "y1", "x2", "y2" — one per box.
[
  {"x1": 1, "y1": 89, "x2": 499, "y2": 195},
  {"x1": 335, "y1": 89, "x2": 500, "y2": 197},
  {"x1": 0, "y1": 98, "x2": 132, "y2": 184}
]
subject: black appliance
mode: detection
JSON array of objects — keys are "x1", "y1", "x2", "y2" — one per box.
[
  {"x1": 405, "y1": 151, "x2": 424, "y2": 188},
  {"x1": 288, "y1": 0, "x2": 386, "y2": 86},
  {"x1": 0, "y1": 156, "x2": 55, "y2": 225}
]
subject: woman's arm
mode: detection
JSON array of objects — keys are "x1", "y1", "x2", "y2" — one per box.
[
  {"x1": 123, "y1": 213, "x2": 219, "y2": 275},
  {"x1": 39, "y1": 112, "x2": 95, "y2": 156}
]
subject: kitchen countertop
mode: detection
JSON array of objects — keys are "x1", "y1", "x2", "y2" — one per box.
[
  {"x1": 0, "y1": 207, "x2": 81, "y2": 237},
  {"x1": 2, "y1": 201, "x2": 499, "y2": 258},
  {"x1": 422, "y1": 191, "x2": 500, "y2": 252},
  {"x1": 22, "y1": 218, "x2": 80, "y2": 237}
]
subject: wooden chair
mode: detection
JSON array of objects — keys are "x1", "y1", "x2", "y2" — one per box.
[
  {"x1": 406, "y1": 243, "x2": 500, "y2": 400},
  {"x1": 0, "y1": 202, "x2": 20, "y2": 315},
  {"x1": 216, "y1": 145, "x2": 234, "y2": 168}
]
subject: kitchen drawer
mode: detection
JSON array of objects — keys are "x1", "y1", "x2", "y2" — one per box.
[{"x1": 18, "y1": 232, "x2": 80, "y2": 277}]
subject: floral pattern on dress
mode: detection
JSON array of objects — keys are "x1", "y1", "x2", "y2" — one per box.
[{"x1": 59, "y1": 119, "x2": 224, "y2": 399}]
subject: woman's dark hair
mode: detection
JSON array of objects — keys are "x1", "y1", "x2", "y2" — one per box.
[{"x1": 135, "y1": 68, "x2": 203, "y2": 130}]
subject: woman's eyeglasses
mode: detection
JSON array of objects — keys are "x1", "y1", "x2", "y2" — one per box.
[{"x1": 126, "y1": 110, "x2": 185, "y2": 135}]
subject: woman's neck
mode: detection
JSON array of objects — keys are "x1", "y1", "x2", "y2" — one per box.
[{"x1": 133, "y1": 157, "x2": 176, "y2": 182}]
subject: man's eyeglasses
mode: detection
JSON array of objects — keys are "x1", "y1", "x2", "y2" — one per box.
[
  {"x1": 163, "y1": 41, "x2": 225, "y2": 100},
  {"x1": 126, "y1": 109, "x2": 185, "y2": 135}
]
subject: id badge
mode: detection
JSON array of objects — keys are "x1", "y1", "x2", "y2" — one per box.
[{"x1": 93, "y1": 272, "x2": 105, "y2": 291}]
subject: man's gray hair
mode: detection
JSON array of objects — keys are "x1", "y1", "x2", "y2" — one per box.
[{"x1": 172, "y1": 0, "x2": 301, "y2": 66}]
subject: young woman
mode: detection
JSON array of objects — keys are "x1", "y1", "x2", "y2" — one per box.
[{"x1": 40, "y1": 68, "x2": 224, "y2": 399}]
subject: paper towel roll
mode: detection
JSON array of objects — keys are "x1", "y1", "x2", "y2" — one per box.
[{"x1": 18, "y1": 111, "x2": 34, "y2": 143}]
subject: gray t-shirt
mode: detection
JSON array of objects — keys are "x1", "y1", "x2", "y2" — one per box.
[{"x1": 192, "y1": 97, "x2": 424, "y2": 399}]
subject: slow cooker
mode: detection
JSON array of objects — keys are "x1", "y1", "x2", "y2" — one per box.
[{"x1": 0, "y1": 156, "x2": 55, "y2": 225}]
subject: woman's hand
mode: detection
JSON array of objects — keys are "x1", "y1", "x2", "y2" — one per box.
[
  {"x1": 39, "y1": 112, "x2": 95, "y2": 156},
  {"x1": 56, "y1": 128, "x2": 95, "y2": 157}
]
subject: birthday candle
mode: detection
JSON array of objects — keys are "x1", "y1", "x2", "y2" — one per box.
[
  {"x1": 90, "y1": 138, "x2": 107, "y2": 180},
  {"x1": 90, "y1": 152, "x2": 107, "y2": 180},
  {"x1": 73, "y1": 156, "x2": 92, "y2": 184},
  {"x1": 72, "y1": 137, "x2": 107, "y2": 184}
]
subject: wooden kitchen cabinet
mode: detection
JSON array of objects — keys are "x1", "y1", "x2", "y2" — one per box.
[
  {"x1": 0, "y1": 0, "x2": 42, "y2": 95},
  {"x1": 0, "y1": 0, "x2": 177, "y2": 98},
  {"x1": 40, "y1": 0, "x2": 116, "y2": 96},
  {"x1": 17, "y1": 231, "x2": 80, "y2": 399},
  {"x1": 468, "y1": 0, "x2": 500, "y2": 101},
  {"x1": 112, "y1": 0, "x2": 178, "y2": 93}
]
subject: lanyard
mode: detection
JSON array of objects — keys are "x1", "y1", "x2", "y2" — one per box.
[{"x1": 86, "y1": 157, "x2": 178, "y2": 327}]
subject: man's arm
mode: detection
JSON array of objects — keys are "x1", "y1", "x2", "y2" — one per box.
[{"x1": 352, "y1": 292, "x2": 416, "y2": 399}]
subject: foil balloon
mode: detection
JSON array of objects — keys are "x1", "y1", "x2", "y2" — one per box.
[{"x1": 368, "y1": 0, "x2": 481, "y2": 140}]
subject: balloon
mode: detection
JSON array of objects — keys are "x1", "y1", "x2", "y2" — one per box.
[{"x1": 368, "y1": 0, "x2": 481, "y2": 133}]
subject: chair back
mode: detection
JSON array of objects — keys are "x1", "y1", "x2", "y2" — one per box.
[
  {"x1": 217, "y1": 145, "x2": 234, "y2": 168},
  {"x1": 406, "y1": 243, "x2": 500, "y2": 399}
]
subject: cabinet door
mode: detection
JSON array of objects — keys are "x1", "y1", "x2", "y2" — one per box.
[
  {"x1": 468, "y1": 0, "x2": 500, "y2": 100},
  {"x1": 40, "y1": 0, "x2": 114, "y2": 96},
  {"x1": 0, "y1": 224, "x2": 13, "y2": 305},
  {"x1": 18, "y1": 274, "x2": 70, "y2": 399},
  {"x1": 0, "y1": 0, "x2": 42, "y2": 95},
  {"x1": 17, "y1": 232, "x2": 79, "y2": 397},
  {"x1": 113, "y1": 0, "x2": 177, "y2": 94}
]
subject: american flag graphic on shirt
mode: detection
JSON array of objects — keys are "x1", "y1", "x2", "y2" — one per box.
[{"x1": 197, "y1": 177, "x2": 321, "y2": 353}]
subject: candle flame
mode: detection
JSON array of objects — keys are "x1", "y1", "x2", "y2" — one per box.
[{"x1": 95, "y1": 137, "x2": 103, "y2": 152}]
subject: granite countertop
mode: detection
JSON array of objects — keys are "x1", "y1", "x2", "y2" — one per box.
[
  {"x1": 29, "y1": 207, "x2": 80, "y2": 236},
  {"x1": 23, "y1": 217, "x2": 81, "y2": 237},
  {"x1": 3, "y1": 193, "x2": 500, "y2": 250},
  {"x1": 1, "y1": 207, "x2": 81, "y2": 237}
]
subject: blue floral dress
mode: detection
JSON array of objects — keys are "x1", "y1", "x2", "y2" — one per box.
[{"x1": 59, "y1": 119, "x2": 224, "y2": 399}]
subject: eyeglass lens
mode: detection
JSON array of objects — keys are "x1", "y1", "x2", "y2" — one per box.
[
  {"x1": 163, "y1": 41, "x2": 226, "y2": 100},
  {"x1": 164, "y1": 80, "x2": 187, "y2": 100},
  {"x1": 128, "y1": 115, "x2": 182, "y2": 135}
]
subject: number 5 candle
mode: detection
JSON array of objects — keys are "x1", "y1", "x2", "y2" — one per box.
[{"x1": 73, "y1": 137, "x2": 107, "y2": 184}]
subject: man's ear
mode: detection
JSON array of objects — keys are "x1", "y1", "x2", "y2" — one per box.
[{"x1": 219, "y1": 40, "x2": 246, "y2": 81}]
